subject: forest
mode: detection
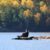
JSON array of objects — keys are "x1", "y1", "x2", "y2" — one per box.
[{"x1": 0, "y1": 0, "x2": 50, "y2": 32}]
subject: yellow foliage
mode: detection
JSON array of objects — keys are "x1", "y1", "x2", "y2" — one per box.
[
  {"x1": 40, "y1": 4, "x2": 48, "y2": 13},
  {"x1": 34, "y1": 13, "x2": 41, "y2": 24},
  {"x1": 26, "y1": 0, "x2": 34, "y2": 8},
  {"x1": 21, "y1": 0, "x2": 26, "y2": 6},
  {"x1": 34, "y1": 13, "x2": 41, "y2": 18},
  {"x1": 0, "y1": 0, "x2": 19, "y2": 7},
  {"x1": 40, "y1": 1, "x2": 45, "y2": 6},
  {"x1": 11, "y1": 0, "x2": 19, "y2": 7},
  {"x1": 21, "y1": 0, "x2": 35, "y2": 8},
  {"x1": 23, "y1": 9, "x2": 31, "y2": 17}
]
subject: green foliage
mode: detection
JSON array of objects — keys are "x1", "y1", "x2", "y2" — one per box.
[{"x1": 0, "y1": 0, "x2": 50, "y2": 31}]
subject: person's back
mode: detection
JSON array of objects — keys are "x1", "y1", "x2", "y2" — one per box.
[
  {"x1": 21, "y1": 31, "x2": 29, "y2": 37},
  {"x1": 18, "y1": 29, "x2": 29, "y2": 38}
]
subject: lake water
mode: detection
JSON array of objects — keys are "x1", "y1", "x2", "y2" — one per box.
[{"x1": 0, "y1": 32, "x2": 50, "y2": 50}]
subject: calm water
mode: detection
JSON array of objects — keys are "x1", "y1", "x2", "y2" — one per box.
[{"x1": 0, "y1": 32, "x2": 50, "y2": 50}]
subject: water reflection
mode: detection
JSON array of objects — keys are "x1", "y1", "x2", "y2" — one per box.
[{"x1": 0, "y1": 33, "x2": 50, "y2": 50}]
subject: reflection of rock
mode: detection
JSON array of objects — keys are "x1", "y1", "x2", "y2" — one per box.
[
  {"x1": 33, "y1": 36, "x2": 50, "y2": 39},
  {"x1": 47, "y1": 36, "x2": 50, "y2": 39},
  {"x1": 33, "y1": 36, "x2": 38, "y2": 40},
  {"x1": 39, "y1": 36, "x2": 47, "y2": 39},
  {"x1": 39, "y1": 36, "x2": 50, "y2": 39}
]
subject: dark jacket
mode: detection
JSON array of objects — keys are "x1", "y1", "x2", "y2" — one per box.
[{"x1": 21, "y1": 32, "x2": 29, "y2": 37}]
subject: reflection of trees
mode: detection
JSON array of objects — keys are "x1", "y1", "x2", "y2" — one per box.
[{"x1": 0, "y1": 0, "x2": 50, "y2": 32}]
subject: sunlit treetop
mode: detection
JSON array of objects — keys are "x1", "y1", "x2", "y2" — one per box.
[
  {"x1": 11, "y1": 0, "x2": 19, "y2": 7},
  {"x1": 0, "y1": 0, "x2": 19, "y2": 7},
  {"x1": 34, "y1": 12, "x2": 41, "y2": 24},
  {"x1": 40, "y1": 1, "x2": 48, "y2": 13},
  {"x1": 21, "y1": 0, "x2": 35, "y2": 9},
  {"x1": 23, "y1": 9, "x2": 32, "y2": 17},
  {"x1": 26, "y1": 0, "x2": 35, "y2": 9},
  {"x1": 21, "y1": 0, "x2": 26, "y2": 6},
  {"x1": 34, "y1": 12, "x2": 41, "y2": 18},
  {"x1": 40, "y1": 1, "x2": 45, "y2": 6}
]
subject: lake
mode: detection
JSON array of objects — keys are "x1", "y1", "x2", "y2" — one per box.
[{"x1": 0, "y1": 32, "x2": 50, "y2": 50}]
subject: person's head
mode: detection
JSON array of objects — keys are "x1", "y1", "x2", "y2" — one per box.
[{"x1": 25, "y1": 29, "x2": 29, "y2": 33}]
